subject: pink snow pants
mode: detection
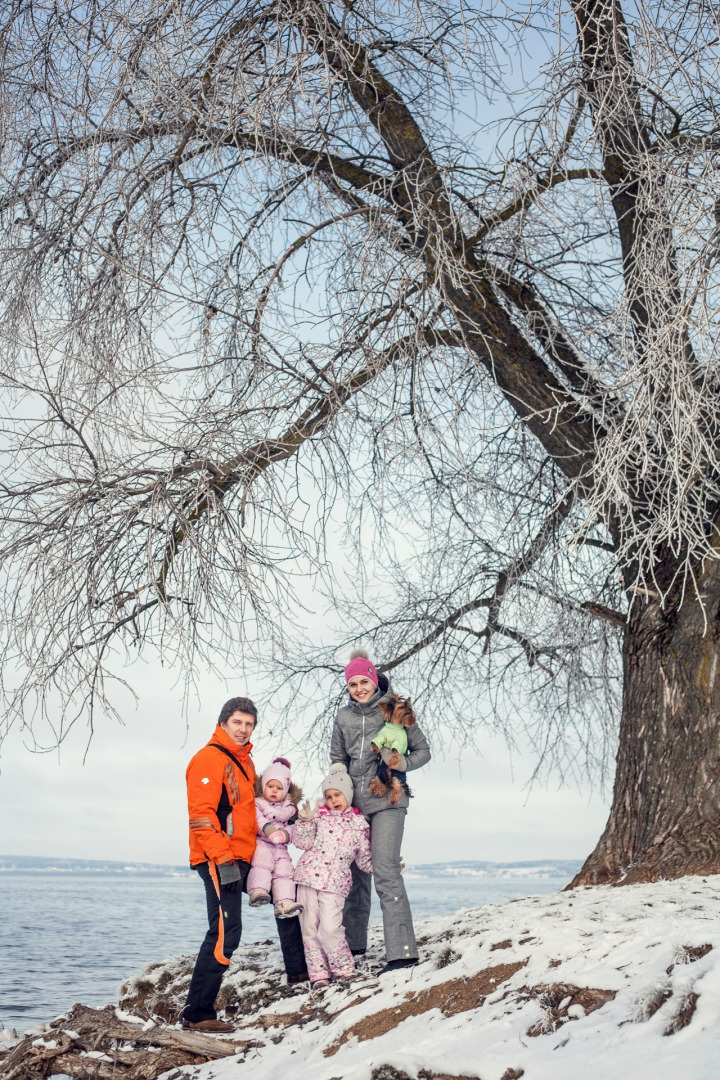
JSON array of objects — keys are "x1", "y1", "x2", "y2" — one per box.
[
  {"x1": 247, "y1": 838, "x2": 296, "y2": 903},
  {"x1": 296, "y1": 884, "x2": 355, "y2": 984}
]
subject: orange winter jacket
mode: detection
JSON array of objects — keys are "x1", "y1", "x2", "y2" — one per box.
[{"x1": 186, "y1": 725, "x2": 257, "y2": 866}]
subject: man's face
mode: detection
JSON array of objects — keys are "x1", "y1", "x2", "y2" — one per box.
[
  {"x1": 348, "y1": 675, "x2": 375, "y2": 702},
  {"x1": 221, "y1": 710, "x2": 255, "y2": 746}
]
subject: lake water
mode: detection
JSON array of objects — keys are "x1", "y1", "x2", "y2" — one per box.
[{"x1": 0, "y1": 868, "x2": 576, "y2": 1032}]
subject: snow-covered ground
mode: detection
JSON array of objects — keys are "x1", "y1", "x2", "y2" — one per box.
[{"x1": 8, "y1": 876, "x2": 720, "y2": 1080}]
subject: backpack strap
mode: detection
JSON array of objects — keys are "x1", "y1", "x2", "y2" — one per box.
[{"x1": 209, "y1": 742, "x2": 250, "y2": 784}]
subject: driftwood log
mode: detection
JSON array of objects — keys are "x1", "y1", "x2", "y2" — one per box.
[{"x1": 0, "y1": 1004, "x2": 255, "y2": 1080}]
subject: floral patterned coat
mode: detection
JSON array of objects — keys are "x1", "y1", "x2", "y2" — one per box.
[{"x1": 293, "y1": 805, "x2": 372, "y2": 897}]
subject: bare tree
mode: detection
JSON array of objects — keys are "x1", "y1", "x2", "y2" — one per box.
[{"x1": 1, "y1": 0, "x2": 720, "y2": 883}]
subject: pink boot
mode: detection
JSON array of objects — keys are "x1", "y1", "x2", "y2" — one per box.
[
  {"x1": 327, "y1": 940, "x2": 355, "y2": 980},
  {"x1": 274, "y1": 899, "x2": 303, "y2": 919},
  {"x1": 304, "y1": 945, "x2": 331, "y2": 988}
]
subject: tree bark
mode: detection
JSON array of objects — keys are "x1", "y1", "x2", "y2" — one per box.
[{"x1": 570, "y1": 566, "x2": 720, "y2": 885}]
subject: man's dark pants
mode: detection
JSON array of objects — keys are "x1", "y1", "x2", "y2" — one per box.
[{"x1": 183, "y1": 860, "x2": 307, "y2": 1023}]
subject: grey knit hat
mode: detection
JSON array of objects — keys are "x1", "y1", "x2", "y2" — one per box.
[{"x1": 322, "y1": 762, "x2": 354, "y2": 804}]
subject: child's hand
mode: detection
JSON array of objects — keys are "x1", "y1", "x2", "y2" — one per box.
[
  {"x1": 268, "y1": 829, "x2": 289, "y2": 845},
  {"x1": 297, "y1": 799, "x2": 314, "y2": 821}
]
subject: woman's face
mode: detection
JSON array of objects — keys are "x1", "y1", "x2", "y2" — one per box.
[
  {"x1": 325, "y1": 788, "x2": 349, "y2": 811},
  {"x1": 347, "y1": 675, "x2": 376, "y2": 702}
]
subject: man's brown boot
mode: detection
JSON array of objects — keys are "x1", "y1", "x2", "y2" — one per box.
[{"x1": 182, "y1": 1018, "x2": 235, "y2": 1033}]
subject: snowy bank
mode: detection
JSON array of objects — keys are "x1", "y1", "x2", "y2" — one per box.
[
  {"x1": 5, "y1": 876, "x2": 720, "y2": 1080},
  {"x1": 115, "y1": 876, "x2": 720, "y2": 1080}
]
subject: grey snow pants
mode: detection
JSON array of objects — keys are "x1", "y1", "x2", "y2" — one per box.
[{"x1": 342, "y1": 805, "x2": 418, "y2": 962}]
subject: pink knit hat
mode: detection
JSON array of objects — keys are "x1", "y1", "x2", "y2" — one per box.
[
  {"x1": 261, "y1": 756, "x2": 292, "y2": 793},
  {"x1": 344, "y1": 648, "x2": 379, "y2": 688}
]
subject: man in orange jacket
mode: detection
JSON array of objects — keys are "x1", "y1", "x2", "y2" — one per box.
[{"x1": 182, "y1": 697, "x2": 258, "y2": 1031}]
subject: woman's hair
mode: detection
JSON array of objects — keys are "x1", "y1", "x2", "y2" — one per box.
[
  {"x1": 218, "y1": 696, "x2": 258, "y2": 726},
  {"x1": 377, "y1": 672, "x2": 390, "y2": 695}
]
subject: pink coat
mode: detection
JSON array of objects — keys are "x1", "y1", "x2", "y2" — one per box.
[
  {"x1": 294, "y1": 805, "x2": 372, "y2": 897},
  {"x1": 254, "y1": 795, "x2": 297, "y2": 841},
  {"x1": 247, "y1": 795, "x2": 298, "y2": 904}
]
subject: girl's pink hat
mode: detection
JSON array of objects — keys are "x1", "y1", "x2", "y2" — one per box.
[
  {"x1": 344, "y1": 648, "x2": 379, "y2": 688},
  {"x1": 261, "y1": 756, "x2": 292, "y2": 792}
]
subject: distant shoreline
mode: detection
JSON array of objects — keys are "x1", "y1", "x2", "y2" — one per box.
[
  {"x1": 0, "y1": 855, "x2": 189, "y2": 874},
  {"x1": 0, "y1": 854, "x2": 582, "y2": 878}
]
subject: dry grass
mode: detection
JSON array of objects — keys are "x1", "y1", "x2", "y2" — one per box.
[{"x1": 324, "y1": 962, "x2": 527, "y2": 1057}]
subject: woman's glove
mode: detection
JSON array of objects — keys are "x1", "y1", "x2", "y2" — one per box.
[
  {"x1": 297, "y1": 799, "x2": 314, "y2": 821},
  {"x1": 380, "y1": 747, "x2": 407, "y2": 771},
  {"x1": 268, "y1": 829, "x2": 289, "y2": 845}
]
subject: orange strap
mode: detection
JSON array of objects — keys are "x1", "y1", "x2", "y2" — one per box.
[{"x1": 208, "y1": 861, "x2": 230, "y2": 967}]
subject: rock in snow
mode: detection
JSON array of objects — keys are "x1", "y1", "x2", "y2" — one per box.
[{"x1": 7, "y1": 877, "x2": 720, "y2": 1080}]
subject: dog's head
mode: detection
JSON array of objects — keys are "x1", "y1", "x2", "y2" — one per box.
[{"x1": 378, "y1": 692, "x2": 417, "y2": 727}]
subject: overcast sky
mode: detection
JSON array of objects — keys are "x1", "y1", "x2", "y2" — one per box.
[
  {"x1": 0, "y1": 28, "x2": 618, "y2": 873},
  {"x1": 0, "y1": 657, "x2": 610, "y2": 867}
]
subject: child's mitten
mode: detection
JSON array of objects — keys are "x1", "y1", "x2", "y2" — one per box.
[
  {"x1": 268, "y1": 829, "x2": 289, "y2": 845},
  {"x1": 297, "y1": 799, "x2": 314, "y2": 820}
]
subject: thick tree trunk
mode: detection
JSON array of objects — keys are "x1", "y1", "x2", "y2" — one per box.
[{"x1": 570, "y1": 570, "x2": 720, "y2": 886}]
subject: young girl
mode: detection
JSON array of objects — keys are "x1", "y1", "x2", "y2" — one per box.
[
  {"x1": 293, "y1": 762, "x2": 372, "y2": 988},
  {"x1": 247, "y1": 757, "x2": 304, "y2": 918}
]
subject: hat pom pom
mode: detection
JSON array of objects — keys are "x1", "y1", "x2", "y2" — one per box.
[
  {"x1": 328, "y1": 762, "x2": 348, "y2": 775},
  {"x1": 349, "y1": 648, "x2": 370, "y2": 660},
  {"x1": 273, "y1": 757, "x2": 291, "y2": 769}
]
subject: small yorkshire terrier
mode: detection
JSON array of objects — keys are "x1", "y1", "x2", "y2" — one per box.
[{"x1": 367, "y1": 693, "x2": 417, "y2": 804}]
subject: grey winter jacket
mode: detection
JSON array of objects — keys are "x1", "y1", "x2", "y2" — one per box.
[{"x1": 330, "y1": 688, "x2": 431, "y2": 815}]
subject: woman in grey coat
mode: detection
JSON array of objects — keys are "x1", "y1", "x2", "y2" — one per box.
[{"x1": 330, "y1": 649, "x2": 431, "y2": 974}]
